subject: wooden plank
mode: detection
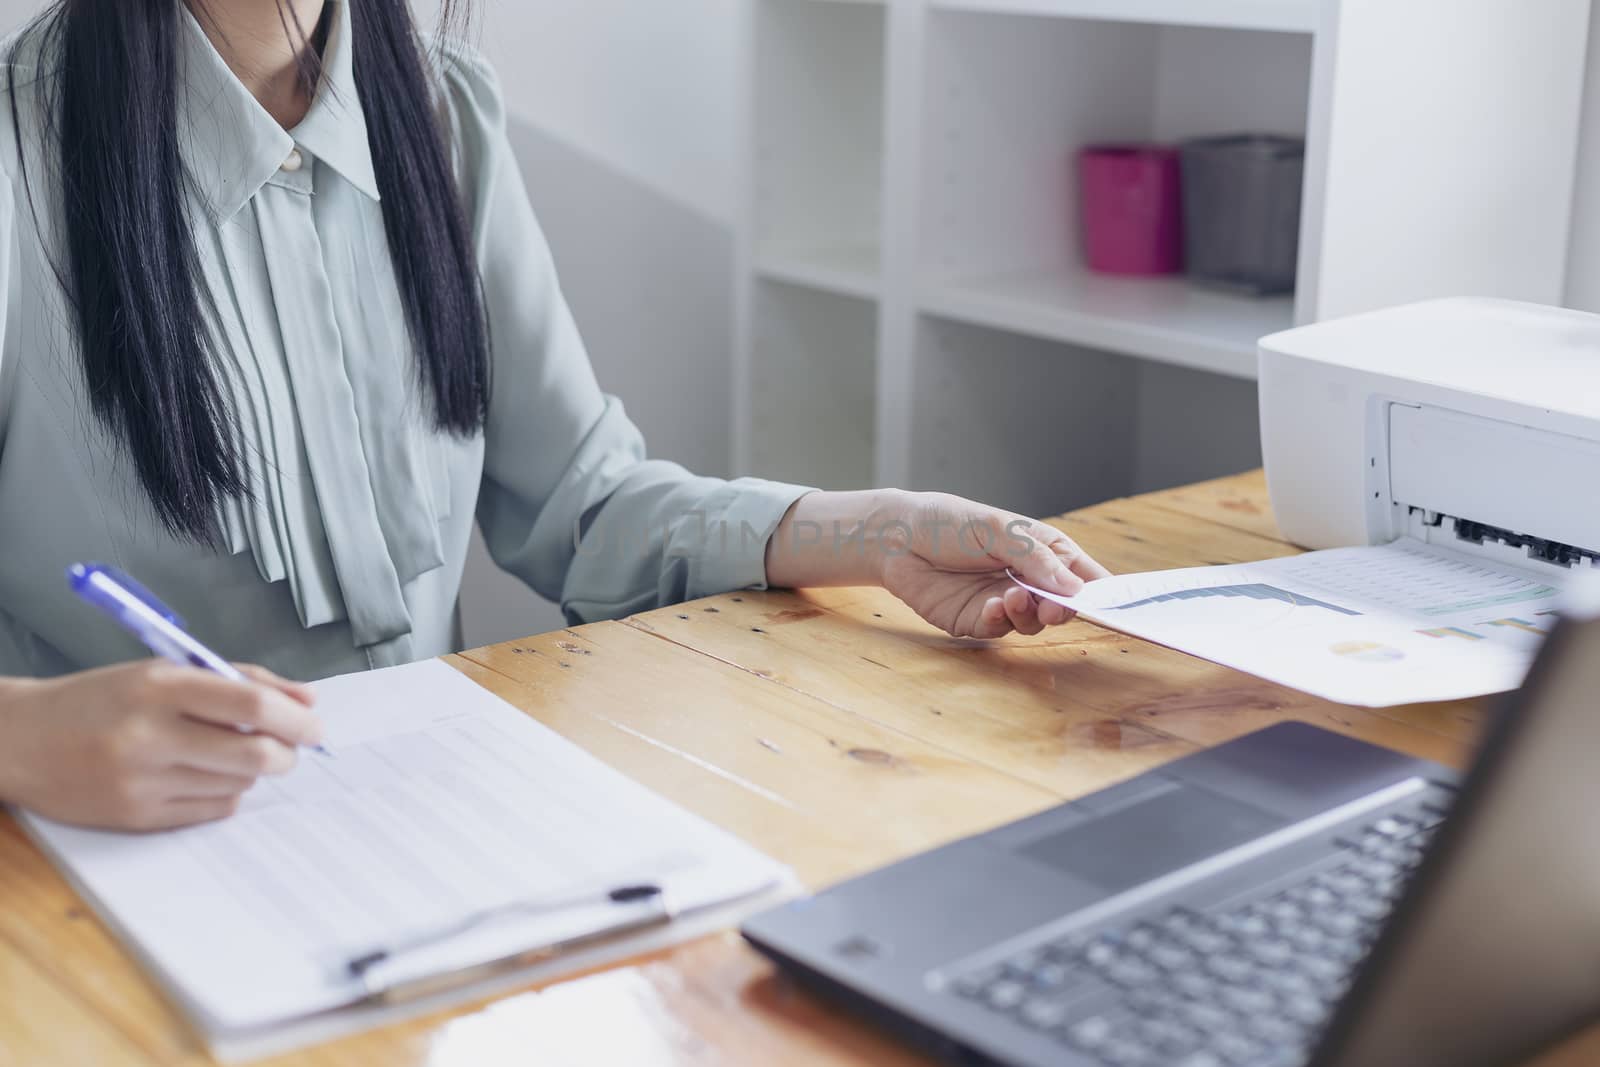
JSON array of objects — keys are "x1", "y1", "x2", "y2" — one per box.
[
  {"x1": 0, "y1": 944, "x2": 160, "y2": 1067},
  {"x1": 622, "y1": 594, "x2": 1199, "y2": 800},
  {"x1": 1049, "y1": 495, "x2": 1300, "y2": 574},
  {"x1": 1133, "y1": 468, "x2": 1284, "y2": 543},
  {"x1": 457, "y1": 632, "x2": 1061, "y2": 890},
  {"x1": 627, "y1": 588, "x2": 1476, "y2": 773}
]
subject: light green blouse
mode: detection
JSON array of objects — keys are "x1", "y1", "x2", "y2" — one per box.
[{"x1": 0, "y1": 3, "x2": 809, "y2": 680}]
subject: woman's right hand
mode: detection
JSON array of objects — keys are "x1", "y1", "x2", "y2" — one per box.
[{"x1": 0, "y1": 661, "x2": 323, "y2": 832}]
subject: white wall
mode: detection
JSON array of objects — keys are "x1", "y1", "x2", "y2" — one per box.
[
  {"x1": 472, "y1": 0, "x2": 739, "y2": 224},
  {"x1": 427, "y1": 0, "x2": 747, "y2": 646},
  {"x1": 1566, "y1": 8, "x2": 1600, "y2": 311},
  {"x1": 449, "y1": 1, "x2": 743, "y2": 645}
]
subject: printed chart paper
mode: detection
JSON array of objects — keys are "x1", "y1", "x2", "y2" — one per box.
[{"x1": 1015, "y1": 538, "x2": 1571, "y2": 706}]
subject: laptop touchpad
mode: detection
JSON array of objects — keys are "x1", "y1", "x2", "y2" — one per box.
[{"x1": 1020, "y1": 785, "x2": 1287, "y2": 893}]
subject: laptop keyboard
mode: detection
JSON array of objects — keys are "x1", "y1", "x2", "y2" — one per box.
[{"x1": 948, "y1": 805, "x2": 1446, "y2": 1067}]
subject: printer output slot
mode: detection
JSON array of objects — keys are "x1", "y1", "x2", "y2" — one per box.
[{"x1": 1405, "y1": 508, "x2": 1600, "y2": 569}]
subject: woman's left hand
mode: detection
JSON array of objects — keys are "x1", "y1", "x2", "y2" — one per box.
[
  {"x1": 765, "y1": 489, "x2": 1111, "y2": 639},
  {"x1": 877, "y1": 492, "x2": 1110, "y2": 638}
]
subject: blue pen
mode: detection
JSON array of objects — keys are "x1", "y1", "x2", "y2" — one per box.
[{"x1": 68, "y1": 563, "x2": 330, "y2": 756}]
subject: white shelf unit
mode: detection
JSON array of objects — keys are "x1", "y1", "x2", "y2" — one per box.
[
  {"x1": 921, "y1": 267, "x2": 1289, "y2": 381},
  {"x1": 734, "y1": 0, "x2": 1592, "y2": 517},
  {"x1": 756, "y1": 241, "x2": 882, "y2": 302},
  {"x1": 928, "y1": 0, "x2": 1318, "y2": 34}
]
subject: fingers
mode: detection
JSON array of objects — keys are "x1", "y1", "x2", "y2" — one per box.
[
  {"x1": 969, "y1": 590, "x2": 1077, "y2": 639},
  {"x1": 153, "y1": 667, "x2": 324, "y2": 748},
  {"x1": 1002, "y1": 586, "x2": 1047, "y2": 636},
  {"x1": 1001, "y1": 587, "x2": 1075, "y2": 633},
  {"x1": 163, "y1": 766, "x2": 259, "y2": 799},
  {"x1": 138, "y1": 796, "x2": 243, "y2": 833},
  {"x1": 237, "y1": 664, "x2": 316, "y2": 708},
  {"x1": 974, "y1": 597, "x2": 1015, "y2": 640},
  {"x1": 1036, "y1": 597, "x2": 1075, "y2": 627},
  {"x1": 169, "y1": 716, "x2": 299, "y2": 778},
  {"x1": 1005, "y1": 520, "x2": 1087, "y2": 598},
  {"x1": 1025, "y1": 521, "x2": 1113, "y2": 584},
  {"x1": 1061, "y1": 542, "x2": 1112, "y2": 582}
]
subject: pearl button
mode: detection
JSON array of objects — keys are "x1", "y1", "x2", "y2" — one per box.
[{"x1": 281, "y1": 147, "x2": 304, "y2": 173}]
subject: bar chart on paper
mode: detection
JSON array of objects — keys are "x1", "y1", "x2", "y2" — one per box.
[{"x1": 1013, "y1": 539, "x2": 1572, "y2": 706}]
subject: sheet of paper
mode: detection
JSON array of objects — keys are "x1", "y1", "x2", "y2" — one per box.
[
  {"x1": 1015, "y1": 538, "x2": 1570, "y2": 706},
  {"x1": 21, "y1": 660, "x2": 788, "y2": 1043}
]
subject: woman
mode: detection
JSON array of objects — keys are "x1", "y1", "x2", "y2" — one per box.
[{"x1": 0, "y1": 0, "x2": 1105, "y2": 831}]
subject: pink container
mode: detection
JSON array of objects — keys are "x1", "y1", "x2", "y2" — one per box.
[{"x1": 1077, "y1": 144, "x2": 1184, "y2": 275}]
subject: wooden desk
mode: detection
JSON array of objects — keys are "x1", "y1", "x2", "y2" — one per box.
[{"x1": 4, "y1": 471, "x2": 1596, "y2": 1066}]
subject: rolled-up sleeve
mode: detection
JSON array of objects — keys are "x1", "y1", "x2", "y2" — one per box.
[{"x1": 441, "y1": 49, "x2": 813, "y2": 624}]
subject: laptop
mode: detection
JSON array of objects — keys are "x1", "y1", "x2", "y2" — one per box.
[{"x1": 742, "y1": 579, "x2": 1600, "y2": 1067}]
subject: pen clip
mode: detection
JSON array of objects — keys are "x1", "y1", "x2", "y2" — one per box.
[{"x1": 68, "y1": 563, "x2": 186, "y2": 628}]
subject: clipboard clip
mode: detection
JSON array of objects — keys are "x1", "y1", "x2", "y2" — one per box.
[{"x1": 346, "y1": 884, "x2": 674, "y2": 1005}]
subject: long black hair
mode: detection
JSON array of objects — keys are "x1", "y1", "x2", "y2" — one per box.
[{"x1": 8, "y1": 0, "x2": 489, "y2": 541}]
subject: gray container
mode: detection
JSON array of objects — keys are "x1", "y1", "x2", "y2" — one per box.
[{"x1": 1179, "y1": 134, "x2": 1305, "y2": 296}]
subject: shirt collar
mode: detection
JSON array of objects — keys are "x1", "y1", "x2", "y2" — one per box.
[{"x1": 179, "y1": 0, "x2": 380, "y2": 221}]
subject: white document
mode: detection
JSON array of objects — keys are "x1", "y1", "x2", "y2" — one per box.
[
  {"x1": 1016, "y1": 538, "x2": 1570, "y2": 707},
  {"x1": 21, "y1": 660, "x2": 792, "y2": 1060}
]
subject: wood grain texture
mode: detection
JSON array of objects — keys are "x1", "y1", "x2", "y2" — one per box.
[
  {"x1": 458, "y1": 625, "x2": 1062, "y2": 890},
  {"x1": 1135, "y1": 468, "x2": 1284, "y2": 543},
  {"x1": 3, "y1": 470, "x2": 1591, "y2": 1066},
  {"x1": 0, "y1": 947, "x2": 160, "y2": 1067}
]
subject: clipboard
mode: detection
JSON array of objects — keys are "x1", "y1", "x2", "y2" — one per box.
[{"x1": 18, "y1": 660, "x2": 800, "y2": 1063}]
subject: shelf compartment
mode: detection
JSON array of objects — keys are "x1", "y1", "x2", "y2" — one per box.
[
  {"x1": 904, "y1": 316, "x2": 1140, "y2": 518},
  {"x1": 751, "y1": 0, "x2": 887, "y2": 262},
  {"x1": 921, "y1": 266, "x2": 1292, "y2": 379},
  {"x1": 904, "y1": 315, "x2": 1264, "y2": 514},
  {"x1": 927, "y1": 0, "x2": 1318, "y2": 35},
  {"x1": 917, "y1": 10, "x2": 1312, "y2": 375},
  {"x1": 755, "y1": 240, "x2": 882, "y2": 300},
  {"x1": 1130, "y1": 361, "x2": 1263, "y2": 492},
  {"x1": 747, "y1": 281, "x2": 878, "y2": 490}
]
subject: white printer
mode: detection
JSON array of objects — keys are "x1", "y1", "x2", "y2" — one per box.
[{"x1": 1258, "y1": 297, "x2": 1600, "y2": 576}]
